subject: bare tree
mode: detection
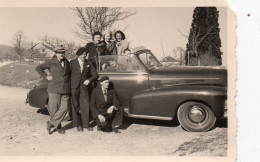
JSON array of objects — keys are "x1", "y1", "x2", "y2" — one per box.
[
  {"x1": 72, "y1": 7, "x2": 136, "y2": 40},
  {"x1": 188, "y1": 24, "x2": 217, "y2": 65},
  {"x1": 39, "y1": 34, "x2": 67, "y2": 49},
  {"x1": 12, "y1": 31, "x2": 27, "y2": 63},
  {"x1": 39, "y1": 34, "x2": 78, "y2": 60},
  {"x1": 172, "y1": 47, "x2": 186, "y2": 65},
  {"x1": 179, "y1": 24, "x2": 217, "y2": 66}
]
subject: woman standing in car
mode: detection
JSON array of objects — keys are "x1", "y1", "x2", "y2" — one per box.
[
  {"x1": 85, "y1": 31, "x2": 109, "y2": 68},
  {"x1": 103, "y1": 32, "x2": 117, "y2": 55},
  {"x1": 114, "y1": 30, "x2": 129, "y2": 55}
]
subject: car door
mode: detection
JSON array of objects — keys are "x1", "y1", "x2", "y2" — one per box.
[{"x1": 98, "y1": 55, "x2": 152, "y2": 115}]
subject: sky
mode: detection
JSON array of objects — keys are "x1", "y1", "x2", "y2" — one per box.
[{"x1": 0, "y1": 7, "x2": 227, "y2": 66}]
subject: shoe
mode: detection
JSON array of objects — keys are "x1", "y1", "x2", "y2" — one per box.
[
  {"x1": 86, "y1": 127, "x2": 93, "y2": 131},
  {"x1": 112, "y1": 126, "x2": 121, "y2": 133},
  {"x1": 47, "y1": 121, "x2": 51, "y2": 135},
  {"x1": 57, "y1": 128, "x2": 66, "y2": 134},
  {"x1": 77, "y1": 126, "x2": 83, "y2": 132},
  {"x1": 97, "y1": 126, "x2": 101, "y2": 132}
]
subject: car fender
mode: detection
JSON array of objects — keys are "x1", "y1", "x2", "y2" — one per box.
[
  {"x1": 28, "y1": 87, "x2": 48, "y2": 108},
  {"x1": 128, "y1": 90, "x2": 153, "y2": 116},
  {"x1": 129, "y1": 85, "x2": 226, "y2": 119}
]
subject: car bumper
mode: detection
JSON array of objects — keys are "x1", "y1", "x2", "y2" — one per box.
[{"x1": 223, "y1": 100, "x2": 227, "y2": 118}]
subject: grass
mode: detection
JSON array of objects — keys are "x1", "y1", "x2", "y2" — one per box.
[{"x1": 0, "y1": 62, "x2": 41, "y2": 89}]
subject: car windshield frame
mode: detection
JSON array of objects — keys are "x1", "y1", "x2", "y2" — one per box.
[{"x1": 135, "y1": 50, "x2": 162, "y2": 70}]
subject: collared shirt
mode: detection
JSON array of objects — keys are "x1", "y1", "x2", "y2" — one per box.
[
  {"x1": 57, "y1": 58, "x2": 65, "y2": 68},
  {"x1": 78, "y1": 57, "x2": 84, "y2": 73}
]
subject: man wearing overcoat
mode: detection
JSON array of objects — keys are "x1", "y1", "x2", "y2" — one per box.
[
  {"x1": 35, "y1": 45, "x2": 70, "y2": 134},
  {"x1": 70, "y1": 47, "x2": 98, "y2": 132},
  {"x1": 90, "y1": 76, "x2": 123, "y2": 133}
]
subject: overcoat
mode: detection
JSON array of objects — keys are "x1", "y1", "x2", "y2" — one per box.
[
  {"x1": 35, "y1": 57, "x2": 70, "y2": 94},
  {"x1": 85, "y1": 42, "x2": 109, "y2": 62},
  {"x1": 104, "y1": 41, "x2": 117, "y2": 55}
]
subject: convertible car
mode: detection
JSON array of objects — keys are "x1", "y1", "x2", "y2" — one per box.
[{"x1": 26, "y1": 49, "x2": 227, "y2": 132}]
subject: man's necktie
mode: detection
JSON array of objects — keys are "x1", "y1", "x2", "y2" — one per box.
[{"x1": 103, "y1": 90, "x2": 107, "y2": 102}]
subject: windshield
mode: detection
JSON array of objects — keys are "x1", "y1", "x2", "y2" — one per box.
[
  {"x1": 137, "y1": 51, "x2": 161, "y2": 70},
  {"x1": 98, "y1": 55, "x2": 145, "y2": 72}
]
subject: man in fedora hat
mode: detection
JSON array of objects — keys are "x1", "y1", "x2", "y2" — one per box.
[
  {"x1": 35, "y1": 45, "x2": 70, "y2": 134},
  {"x1": 70, "y1": 47, "x2": 98, "y2": 132},
  {"x1": 90, "y1": 76, "x2": 123, "y2": 133}
]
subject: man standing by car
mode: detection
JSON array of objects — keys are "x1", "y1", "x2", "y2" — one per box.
[
  {"x1": 70, "y1": 47, "x2": 98, "y2": 132},
  {"x1": 90, "y1": 76, "x2": 123, "y2": 133},
  {"x1": 85, "y1": 31, "x2": 109, "y2": 68},
  {"x1": 35, "y1": 45, "x2": 70, "y2": 135}
]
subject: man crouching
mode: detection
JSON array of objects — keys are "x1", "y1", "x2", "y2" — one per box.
[{"x1": 90, "y1": 76, "x2": 123, "y2": 133}]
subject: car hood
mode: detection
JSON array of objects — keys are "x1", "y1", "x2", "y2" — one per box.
[{"x1": 149, "y1": 65, "x2": 227, "y2": 88}]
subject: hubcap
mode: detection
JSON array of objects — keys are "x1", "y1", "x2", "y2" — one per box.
[{"x1": 188, "y1": 105, "x2": 206, "y2": 123}]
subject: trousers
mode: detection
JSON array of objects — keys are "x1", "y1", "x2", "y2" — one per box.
[
  {"x1": 95, "y1": 107, "x2": 123, "y2": 129},
  {"x1": 48, "y1": 93, "x2": 69, "y2": 127},
  {"x1": 71, "y1": 88, "x2": 91, "y2": 128}
]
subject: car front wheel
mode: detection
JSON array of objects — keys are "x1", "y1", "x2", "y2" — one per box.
[{"x1": 177, "y1": 102, "x2": 216, "y2": 132}]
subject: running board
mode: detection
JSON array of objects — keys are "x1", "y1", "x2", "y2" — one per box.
[{"x1": 127, "y1": 114, "x2": 173, "y2": 121}]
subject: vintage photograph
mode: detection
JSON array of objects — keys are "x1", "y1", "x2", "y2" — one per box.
[{"x1": 0, "y1": 2, "x2": 235, "y2": 160}]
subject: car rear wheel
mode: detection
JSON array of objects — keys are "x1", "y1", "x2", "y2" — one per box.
[{"x1": 177, "y1": 102, "x2": 216, "y2": 132}]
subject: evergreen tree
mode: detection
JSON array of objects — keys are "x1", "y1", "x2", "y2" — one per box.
[{"x1": 185, "y1": 7, "x2": 222, "y2": 66}]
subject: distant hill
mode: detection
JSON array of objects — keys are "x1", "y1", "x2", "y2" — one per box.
[{"x1": 0, "y1": 45, "x2": 18, "y2": 60}]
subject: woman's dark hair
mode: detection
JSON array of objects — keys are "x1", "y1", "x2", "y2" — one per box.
[
  {"x1": 114, "y1": 30, "x2": 126, "y2": 40},
  {"x1": 92, "y1": 31, "x2": 102, "y2": 40},
  {"x1": 76, "y1": 47, "x2": 87, "y2": 56}
]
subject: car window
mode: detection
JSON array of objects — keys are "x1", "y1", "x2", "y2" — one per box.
[
  {"x1": 99, "y1": 55, "x2": 145, "y2": 73},
  {"x1": 138, "y1": 52, "x2": 160, "y2": 69}
]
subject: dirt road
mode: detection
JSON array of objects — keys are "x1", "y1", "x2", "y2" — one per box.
[
  {"x1": 0, "y1": 85, "x2": 227, "y2": 156},
  {"x1": 0, "y1": 61, "x2": 12, "y2": 67}
]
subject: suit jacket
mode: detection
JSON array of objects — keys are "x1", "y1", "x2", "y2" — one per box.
[
  {"x1": 70, "y1": 58, "x2": 98, "y2": 90},
  {"x1": 85, "y1": 42, "x2": 110, "y2": 62},
  {"x1": 35, "y1": 57, "x2": 70, "y2": 94},
  {"x1": 90, "y1": 85, "x2": 121, "y2": 119}
]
